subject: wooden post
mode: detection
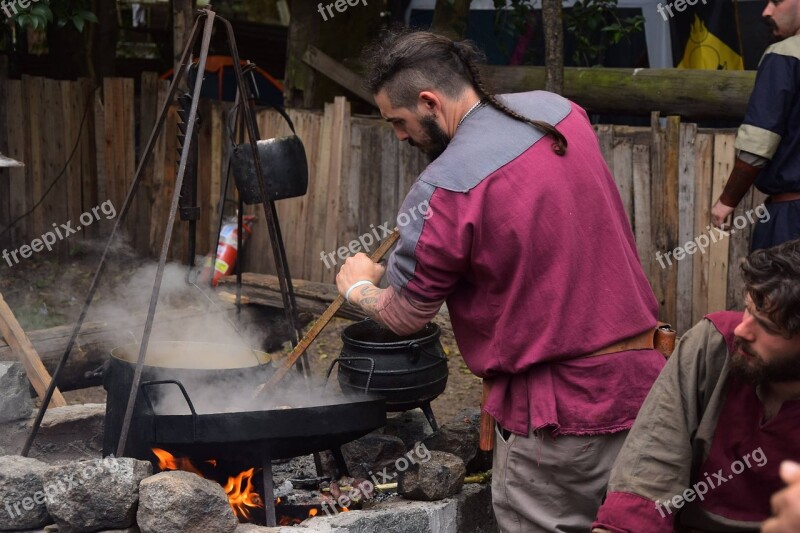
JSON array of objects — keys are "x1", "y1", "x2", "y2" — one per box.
[
  {"x1": 0, "y1": 291, "x2": 67, "y2": 407},
  {"x1": 542, "y1": 0, "x2": 564, "y2": 94},
  {"x1": 173, "y1": 0, "x2": 196, "y2": 76}
]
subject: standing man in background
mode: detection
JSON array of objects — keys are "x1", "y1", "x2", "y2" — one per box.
[
  {"x1": 711, "y1": 0, "x2": 800, "y2": 250},
  {"x1": 336, "y1": 29, "x2": 666, "y2": 532}
]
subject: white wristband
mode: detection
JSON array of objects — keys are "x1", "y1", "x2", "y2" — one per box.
[{"x1": 345, "y1": 280, "x2": 374, "y2": 304}]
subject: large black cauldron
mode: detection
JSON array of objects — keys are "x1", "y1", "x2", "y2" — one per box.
[
  {"x1": 332, "y1": 319, "x2": 448, "y2": 431},
  {"x1": 103, "y1": 341, "x2": 386, "y2": 462}
]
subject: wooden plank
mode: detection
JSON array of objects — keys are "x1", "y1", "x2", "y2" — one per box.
[
  {"x1": 726, "y1": 186, "x2": 753, "y2": 311},
  {"x1": 632, "y1": 144, "x2": 652, "y2": 280},
  {"x1": 595, "y1": 124, "x2": 614, "y2": 173},
  {"x1": 337, "y1": 106, "x2": 361, "y2": 276},
  {"x1": 149, "y1": 81, "x2": 169, "y2": 257},
  {"x1": 78, "y1": 79, "x2": 99, "y2": 235},
  {"x1": 137, "y1": 72, "x2": 159, "y2": 256},
  {"x1": 159, "y1": 101, "x2": 179, "y2": 261},
  {"x1": 197, "y1": 99, "x2": 213, "y2": 256},
  {"x1": 0, "y1": 290, "x2": 67, "y2": 407},
  {"x1": 6, "y1": 81, "x2": 27, "y2": 245},
  {"x1": 660, "y1": 116, "x2": 681, "y2": 326},
  {"x1": 358, "y1": 121, "x2": 382, "y2": 243},
  {"x1": 676, "y1": 123, "x2": 697, "y2": 334},
  {"x1": 209, "y1": 102, "x2": 224, "y2": 254},
  {"x1": 26, "y1": 76, "x2": 45, "y2": 239},
  {"x1": 103, "y1": 78, "x2": 118, "y2": 213},
  {"x1": 324, "y1": 97, "x2": 350, "y2": 284},
  {"x1": 287, "y1": 110, "x2": 311, "y2": 280},
  {"x1": 306, "y1": 103, "x2": 333, "y2": 282},
  {"x1": 93, "y1": 85, "x2": 107, "y2": 217},
  {"x1": 649, "y1": 113, "x2": 669, "y2": 323},
  {"x1": 121, "y1": 78, "x2": 136, "y2": 242},
  {"x1": 692, "y1": 133, "x2": 713, "y2": 324},
  {"x1": 708, "y1": 132, "x2": 735, "y2": 313},
  {"x1": 61, "y1": 82, "x2": 82, "y2": 245},
  {"x1": 379, "y1": 124, "x2": 399, "y2": 227},
  {"x1": 301, "y1": 46, "x2": 375, "y2": 106},
  {"x1": 43, "y1": 79, "x2": 68, "y2": 259},
  {"x1": 612, "y1": 137, "x2": 633, "y2": 224}
]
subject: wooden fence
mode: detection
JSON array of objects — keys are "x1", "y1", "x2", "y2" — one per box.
[{"x1": 0, "y1": 75, "x2": 763, "y2": 333}]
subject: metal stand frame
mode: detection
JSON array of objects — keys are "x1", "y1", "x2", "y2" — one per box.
[{"x1": 22, "y1": 9, "x2": 306, "y2": 477}]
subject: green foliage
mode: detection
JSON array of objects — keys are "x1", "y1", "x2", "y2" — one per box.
[
  {"x1": 11, "y1": 0, "x2": 97, "y2": 33},
  {"x1": 493, "y1": 0, "x2": 644, "y2": 66}
]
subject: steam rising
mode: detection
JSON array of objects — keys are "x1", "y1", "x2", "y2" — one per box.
[{"x1": 93, "y1": 263, "x2": 346, "y2": 416}]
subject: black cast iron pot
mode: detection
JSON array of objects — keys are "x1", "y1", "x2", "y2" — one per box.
[{"x1": 334, "y1": 320, "x2": 448, "y2": 412}]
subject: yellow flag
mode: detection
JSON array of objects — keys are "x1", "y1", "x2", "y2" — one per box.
[{"x1": 677, "y1": 14, "x2": 744, "y2": 70}]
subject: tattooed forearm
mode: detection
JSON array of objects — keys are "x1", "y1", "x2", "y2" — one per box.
[{"x1": 355, "y1": 284, "x2": 385, "y2": 322}]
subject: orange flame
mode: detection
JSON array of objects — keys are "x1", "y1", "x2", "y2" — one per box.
[
  {"x1": 308, "y1": 508, "x2": 318, "y2": 517},
  {"x1": 223, "y1": 468, "x2": 264, "y2": 521},
  {"x1": 151, "y1": 448, "x2": 263, "y2": 522},
  {"x1": 152, "y1": 447, "x2": 203, "y2": 476},
  {"x1": 342, "y1": 507, "x2": 349, "y2": 512}
]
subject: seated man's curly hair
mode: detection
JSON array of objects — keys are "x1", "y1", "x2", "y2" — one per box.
[{"x1": 741, "y1": 237, "x2": 800, "y2": 337}]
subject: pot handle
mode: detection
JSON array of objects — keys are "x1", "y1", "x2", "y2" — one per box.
[
  {"x1": 140, "y1": 380, "x2": 198, "y2": 442},
  {"x1": 325, "y1": 357, "x2": 377, "y2": 395},
  {"x1": 409, "y1": 342, "x2": 444, "y2": 364}
]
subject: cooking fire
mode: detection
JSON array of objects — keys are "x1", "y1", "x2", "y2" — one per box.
[{"x1": 152, "y1": 448, "x2": 264, "y2": 521}]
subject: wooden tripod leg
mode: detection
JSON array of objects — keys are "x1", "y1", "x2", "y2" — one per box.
[{"x1": 0, "y1": 290, "x2": 67, "y2": 407}]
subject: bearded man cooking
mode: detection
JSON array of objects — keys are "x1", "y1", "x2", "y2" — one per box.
[{"x1": 335, "y1": 29, "x2": 666, "y2": 532}]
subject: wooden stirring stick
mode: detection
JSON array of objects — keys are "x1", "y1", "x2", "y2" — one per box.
[{"x1": 252, "y1": 229, "x2": 400, "y2": 398}]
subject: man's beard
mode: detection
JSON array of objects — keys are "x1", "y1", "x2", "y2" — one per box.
[
  {"x1": 730, "y1": 337, "x2": 800, "y2": 385},
  {"x1": 411, "y1": 115, "x2": 451, "y2": 161}
]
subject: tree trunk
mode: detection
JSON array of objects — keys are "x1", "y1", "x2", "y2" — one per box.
[
  {"x1": 431, "y1": 0, "x2": 472, "y2": 40},
  {"x1": 542, "y1": 0, "x2": 564, "y2": 94}
]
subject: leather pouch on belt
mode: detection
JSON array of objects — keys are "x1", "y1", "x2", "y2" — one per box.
[{"x1": 655, "y1": 322, "x2": 677, "y2": 358}]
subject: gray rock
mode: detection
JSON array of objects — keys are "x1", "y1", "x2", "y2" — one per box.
[
  {"x1": 421, "y1": 417, "x2": 479, "y2": 467},
  {"x1": 341, "y1": 433, "x2": 407, "y2": 480},
  {"x1": 0, "y1": 455, "x2": 51, "y2": 530},
  {"x1": 42, "y1": 457, "x2": 152, "y2": 533},
  {"x1": 0, "y1": 362, "x2": 33, "y2": 424},
  {"x1": 398, "y1": 451, "x2": 465, "y2": 501},
  {"x1": 383, "y1": 410, "x2": 433, "y2": 449},
  {"x1": 137, "y1": 470, "x2": 238, "y2": 533}
]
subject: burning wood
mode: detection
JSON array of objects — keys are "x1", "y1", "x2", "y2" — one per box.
[{"x1": 151, "y1": 448, "x2": 264, "y2": 522}]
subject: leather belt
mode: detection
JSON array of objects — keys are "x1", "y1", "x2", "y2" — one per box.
[
  {"x1": 587, "y1": 327, "x2": 656, "y2": 357},
  {"x1": 771, "y1": 191, "x2": 800, "y2": 203}
]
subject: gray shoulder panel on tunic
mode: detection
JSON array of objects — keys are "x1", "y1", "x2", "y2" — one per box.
[
  {"x1": 419, "y1": 91, "x2": 573, "y2": 193},
  {"x1": 387, "y1": 179, "x2": 437, "y2": 292}
]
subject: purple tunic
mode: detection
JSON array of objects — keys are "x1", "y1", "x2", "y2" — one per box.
[{"x1": 382, "y1": 91, "x2": 665, "y2": 436}]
